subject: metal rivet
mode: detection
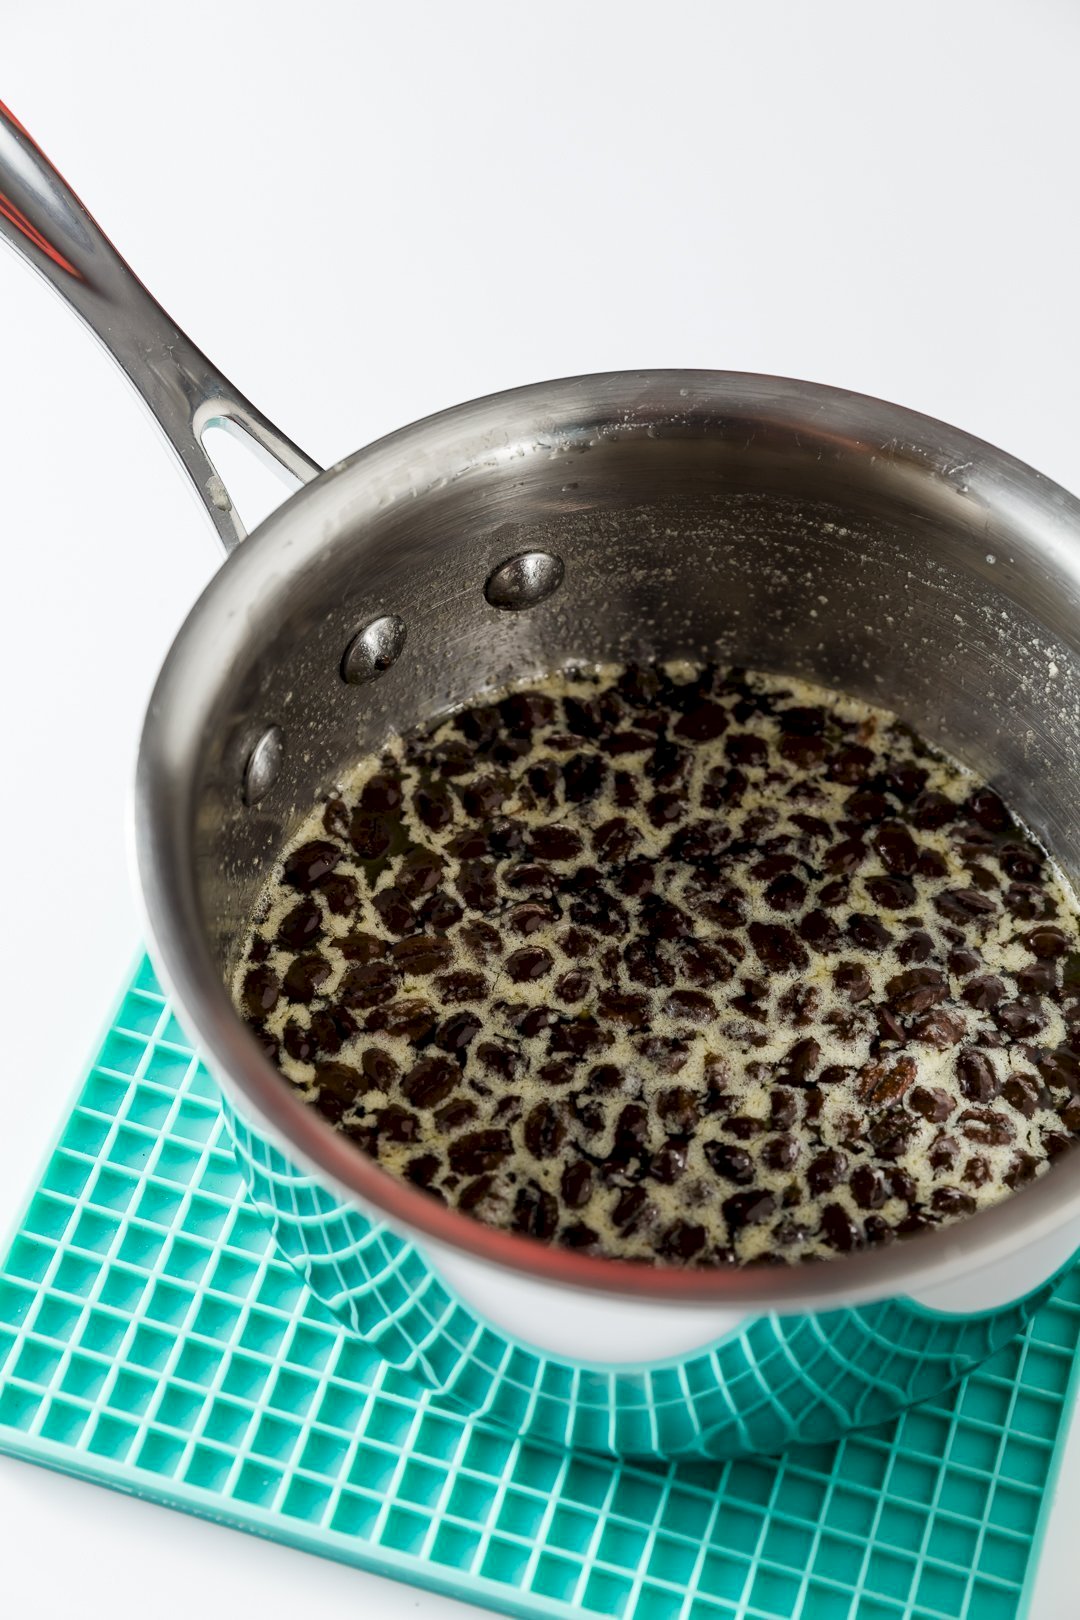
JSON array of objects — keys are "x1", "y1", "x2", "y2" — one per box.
[
  {"x1": 242, "y1": 725, "x2": 284, "y2": 805},
  {"x1": 484, "y1": 551, "x2": 565, "y2": 611},
  {"x1": 341, "y1": 614, "x2": 408, "y2": 685}
]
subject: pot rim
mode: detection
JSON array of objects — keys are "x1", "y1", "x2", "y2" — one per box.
[{"x1": 134, "y1": 367, "x2": 1080, "y2": 1308}]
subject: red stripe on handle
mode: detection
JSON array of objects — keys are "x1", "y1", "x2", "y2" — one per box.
[{"x1": 0, "y1": 100, "x2": 84, "y2": 278}]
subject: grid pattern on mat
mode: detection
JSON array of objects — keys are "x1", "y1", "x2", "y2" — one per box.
[{"x1": 0, "y1": 955, "x2": 1077, "y2": 1620}]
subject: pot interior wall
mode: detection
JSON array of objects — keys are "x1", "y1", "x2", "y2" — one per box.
[{"x1": 186, "y1": 418, "x2": 1080, "y2": 982}]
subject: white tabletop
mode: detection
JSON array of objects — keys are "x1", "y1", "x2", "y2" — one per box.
[{"x1": 3, "y1": 3, "x2": 1079, "y2": 1614}]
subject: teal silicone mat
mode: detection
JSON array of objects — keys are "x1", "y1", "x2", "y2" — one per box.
[{"x1": 1, "y1": 957, "x2": 1078, "y2": 1620}]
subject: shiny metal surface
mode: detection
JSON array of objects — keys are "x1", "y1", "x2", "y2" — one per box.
[
  {"x1": 484, "y1": 549, "x2": 566, "y2": 610},
  {"x1": 241, "y1": 725, "x2": 285, "y2": 806},
  {"x1": 133, "y1": 369, "x2": 1080, "y2": 1307},
  {"x1": 6, "y1": 106, "x2": 1080, "y2": 1311},
  {"x1": 341, "y1": 614, "x2": 408, "y2": 686},
  {"x1": 0, "y1": 101, "x2": 319, "y2": 548}
]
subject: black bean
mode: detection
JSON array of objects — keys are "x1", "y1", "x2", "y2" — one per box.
[
  {"x1": 704, "y1": 1142, "x2": 755, "y2": 1184},
  {"x1": 563, "y1": 754, "x2": 607, "y2": 803},
  {"x1": 993, "y1": 998, "x2": 1047, "y2": 1038},
  {"x1": 283, "y1": 953, "x2": 331, "y2": 1004},
  {"x1": 662, "y1": 1221, "x2": 707, "y2": 1261},
  {"x1": 771, "y1": 1088, "x2": 799, "y2": 1130},
  {"x1": 782, "y1": 1037, "x2": 821, "y2": 1083},
  {"x1": 930, "y1": 1134, "x2": 960, "y2": 1172},
  {"x1": 283, "y1": 840, "x2": 341, "y2": 891},
  {"x1": 528, "y1": 826, "x2": 582, "y2": 863},
  {"x1": 283, "y1": 1021, "x2": 317, "y2": 1063},
  {"x1": 1027, "y1": 925, "x2": 1068, "y2": 959},
  {"x1": 1016, "y1": 961, "x2": 1058, "y2": 996},
  {"x1": 1002, "y1": 1072, "x2": 1044, "y2": 1119},
  {"x1": 799, "y1": 911, "x2": 843, "y2": 953},
  {"x1": 391, "y1": 934, "x2": 453, "y2": 975},
  {"x1": 242, "y1": 965, "x2": 279, "y2": 1019},
  {"x1": 957, "y1": 1048, "x2": 1000, "y2": 1102},
  {"x1": 722, "y1": 1188, "x2": 776, "y2": 1230},
  {"x1": 934, "y1": 888, "x2": 998, "y2": 926},
  {"x1": 373, "y1": 887, "x2": 415, "y2": 935},
  {"x1": 866, "y1": 1110, "x2": 918, "y2": 1159},
  {"x1": 340, "y1": 962, "x2": 398, "y2": 1009},
  {"x1": 397, "y1": 847, "x2": 444, "y2": 900},
  {"x1": 401, "y1": 1056, "x2": 458, "y2": 1108},
  {"x1": 435, "y1": 971, "x2": 489, "y2": 1004},
  {"x1": 850, "y1": 1164, "x2": 888, "y2": 1209},
  {"x1": 450, "y1": 1129, "x2": 514, "y2": 1175},
  {"x1": 277, "y1": 898, "x2": 323, "y2": 950},
  {"x1": 828, "y1": 745, "x2": 874, "y2": 785},
  {"x1": 612, "y1": 1185, "x2": 652, "y2": 1231},
  {"x1": 561, "y1": 1160, "x2": 593, "y2": 1208},
  {"x1": 964, "y1": 1155, "x2": 991, "y2": 1187},
  {"x1": 1005, "y1": 1152, "x2": 1042, "y2": 1188},
  {"x1": 367, "y1": 999, "x2": 438, "y2": 1043},
  {"x1": 338, "y1": 931, "x2": 387, "y2": 963},
  {"x1": 308, "y1": 1006, "x2": 355, "y2": 1054},
  {"x1": 825, "y1": 838, "x2": 866, "y2": 874},
  {"x1": 766, "y1": 872, "x2": 807, "y2": 912},
  {"x1": 931, "y1": 1186, "x2": 976, "y2": 1217},
  {"x1": 909, "y1": 1085, "x2": 954, "y2": 1122},
  {"x1": 314, "y1": 1061, "x2": 366, "y2": 1107},
  {"x1": 651, "y1": 1140, "x2": 689, "y2": 1184},
  {"x1": 763, "y1": 1135, "x2": 799, "y2": 1171},
  {"x1": 514, "y1": 1183, "x2": 559, "y2": 1240},
  {"x1": 911, "y1": 790, "x2": 955, "y2": 829},
  {"x1": 748, "y1": 922, "x2": 809, "y2": 973},
  {"x1": 821, "y1": 1204, "x2": 862, "y2": 1252},
  {"x1": 725, "y1": 733, "x2": 767, "y2": 767},
  {"x1": 967, "y1": 787, "x2": 1012, "y2": 832},
  {"x1": 872, "y1": 821, "x2": 918, "y2": 875},
  {"x1": 506, "y1": 946, "x2": 554, "y2": 982},
  {"x1": 377, "y1": 1104, "x2": 421, "y2": 1144},
  {"x1": 834, "y1": 961, "x2": 873, "y2": 1002},
  {"x1": 910, "y1": 1008, "x2": 966, "y2": 1050},
  {"x1": 435, "y1": 1011, "x2": 482, "y2": 1055},
  {"x1": 633, "y1": 1034, "x2": 690, "y2": 1072},
  {"x1": 524, "y1": 1101, "x2": 567, "y2": 1158},
  {"x1": 886, "y1": 967, "x2": 947, "y2": 1016},
  {"x1": 847, "y1": 914, "x2": 893, "y2": 951},
  {"x1": 1038, "y1": 1045, "x2": 1080, "y2": 1090},
  {"x1": 555, "y1": 970, "x2": 590, "y2": 1002},
  {"x1": 866, "y1": 875, "x2": 917, "y2": 910},
  {"x1": 361, "y1": 1047, "x2": 398, "y2": 1089},
  {"x1": 962, "y1": 974, "x2": 1006, "y2": 1011},
  {"x1": 808, "y1": 1149, "x2": 848, "y2": 1195},
  {"x1": 959, "y1": 1107, "x2": 1014, "y2": 1146}
]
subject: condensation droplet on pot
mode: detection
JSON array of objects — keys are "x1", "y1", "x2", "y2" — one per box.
[
  {"x1": 341, "y1": 614, "x2": 407, "y2": 685},
  {"x1": 484, "y1": 551, "x2": 565, "y2": 611},
  {"x1": 243, "y1": 725, "x2": 284, "y2": 805}
]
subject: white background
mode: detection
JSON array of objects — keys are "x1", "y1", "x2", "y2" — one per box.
[{"x1": 2, "y1": 1, "x2": 1079, "y2": 1613}]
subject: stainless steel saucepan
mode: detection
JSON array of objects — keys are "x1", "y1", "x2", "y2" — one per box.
[{"x1": 6, "y1": 101, "x2": 1080, "y2": 1458}]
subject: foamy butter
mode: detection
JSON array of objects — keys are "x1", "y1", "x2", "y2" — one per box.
[{"x1": 233, "y1": 664, "x2": 1080, "y2": 1266}]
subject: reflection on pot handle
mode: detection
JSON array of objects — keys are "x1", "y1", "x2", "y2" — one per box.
[{"x1": 0, "y1": 101, "x2": 319, "y2": 553}]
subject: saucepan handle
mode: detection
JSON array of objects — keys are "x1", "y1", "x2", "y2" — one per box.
[{"x1": 0, "y1": 100, "x2": 321, "y2": 552}]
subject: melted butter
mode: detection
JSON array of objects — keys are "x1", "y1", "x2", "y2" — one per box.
[{"x1": 233, "y1": 664, "x2": 1080, "y2": 1266}]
